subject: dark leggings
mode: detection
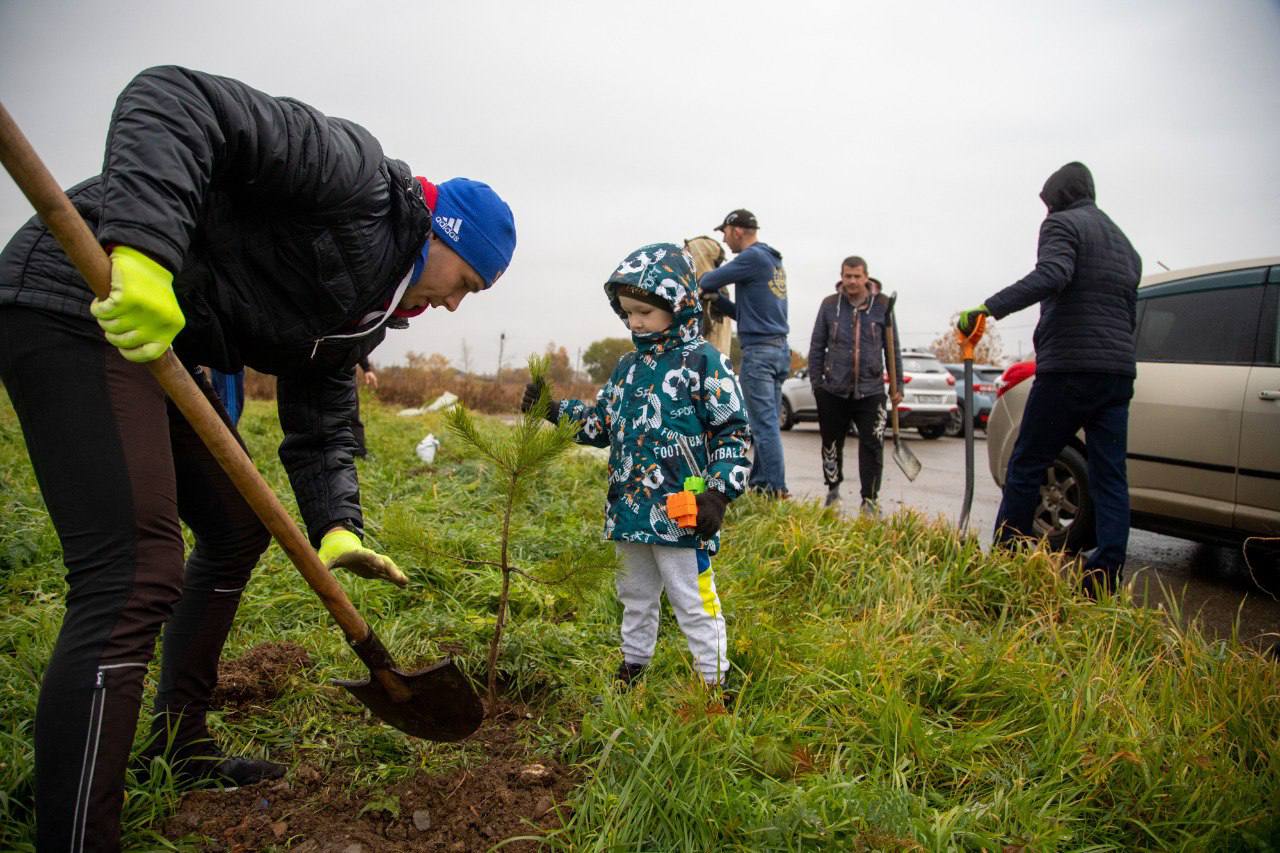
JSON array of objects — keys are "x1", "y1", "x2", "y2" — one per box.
[
  {"x1": 815, "y1": 388, "x2": 888, "y2": 500},
  {"x1": 0, "y1": 307, "x2": 269, "y2": 852}
]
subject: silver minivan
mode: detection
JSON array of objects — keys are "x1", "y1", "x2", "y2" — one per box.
[{"x1": 986, "y1": 257, "x2": 1280, "y2": 553}]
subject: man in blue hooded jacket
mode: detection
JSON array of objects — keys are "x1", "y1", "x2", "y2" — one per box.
[{"x1": 699, "y1": 209, "x2": 790, "y2": 496}]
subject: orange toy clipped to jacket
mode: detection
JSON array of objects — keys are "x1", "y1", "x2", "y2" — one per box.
[{"x1": 665, "y1": 435, "x2": 707, "y2": 528}]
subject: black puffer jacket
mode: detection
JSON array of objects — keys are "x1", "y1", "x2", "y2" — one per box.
[
  {"x1": 0, "y1": 66, "x2": 432, "y2": 544},
  {"x1": 807, "y1": 289, "x2": 903, "y2": 399},
  {"x1": 984, "y1": 162, "x2": 1142, "y2": 377}
]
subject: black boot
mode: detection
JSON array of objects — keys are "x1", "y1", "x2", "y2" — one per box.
[
  {"x1": 709, "y1": 671, "x2": 740, "y2": 709},
  {"x1": 615, "y1": 661, "x2": 647, "y2": 689},
  {"x1": 1082, "y1": 566, "x2": 1121, "y2": 600}
]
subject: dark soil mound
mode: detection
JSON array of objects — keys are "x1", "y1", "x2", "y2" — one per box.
[
  {"x1": 163, "y1": 705, "x2": 574, "y2": 851},
  {"x1": 212, "y1": 642, "x2": 313, "y2": 712}
]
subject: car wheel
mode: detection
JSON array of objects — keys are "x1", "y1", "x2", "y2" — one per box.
[
  {"x1": 918, "y1": 424, "x2": 945, "y2": 440},
  {"x1": 780, "y1": 398, "x2": 794, "y2": 431},
  {"x1": 944, "y1": 409, "x2": 964, "y2": 437},
  {"x1": 1034, "y1": 445, "x2": 1096, "y2": 552}
]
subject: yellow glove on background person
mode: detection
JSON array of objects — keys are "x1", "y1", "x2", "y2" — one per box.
[
  {"x1": 90, "y1": 246, "x2": 185, "y2": 363},
  {"x1": 318, "y1": 528, "x2": 408, "y2": 588}
]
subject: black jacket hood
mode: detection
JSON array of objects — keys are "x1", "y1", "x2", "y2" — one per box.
[{"x1": 1039, "y1": 162, "x2": 1095, "y2": 212}]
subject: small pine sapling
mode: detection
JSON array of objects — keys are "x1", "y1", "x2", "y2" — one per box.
[{"x1": 444, "y1": 354, "x2": 580, "y2": 708}]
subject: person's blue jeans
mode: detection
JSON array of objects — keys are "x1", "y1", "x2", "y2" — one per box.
[
  {"x1": 739, "y1": 336, "x2": 791, "y2": 494},
  {"x1": 995, "y1": 371, "x2": 1134, "y2": 575}
]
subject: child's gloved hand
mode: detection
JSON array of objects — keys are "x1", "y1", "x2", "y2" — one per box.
[
  {"x1": 318, "y1": 528, "x2": 408, "y2": 588},
  {"x1": 694, "y1": 490, "x2": 729, "y2": 538},
  {"x1": 521, "y1": 381, "x2": 560, "y2": 424}
]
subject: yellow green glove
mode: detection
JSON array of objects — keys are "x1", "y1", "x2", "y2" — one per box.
[
  {"x1": 318, "y1": 528, "x2": 408, "y2": 588},
  {"x1": 89, "y1": 246, "x2": 185, "y2": 363},
  {"x1": 957, "y1": 304, "x2": 989, "y2": 336}
]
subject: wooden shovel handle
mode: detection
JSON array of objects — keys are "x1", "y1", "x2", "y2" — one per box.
[
  {"x1": 883, "y1": 294, "x2": 903, "y2": 437},
  {"x1": 0, "y1": 101, "x2": 374, "y2": 647}
]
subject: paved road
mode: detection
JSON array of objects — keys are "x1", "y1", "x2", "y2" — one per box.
[{"x1": 779, "y1": 423, "x2": 1280, "y2": 651}]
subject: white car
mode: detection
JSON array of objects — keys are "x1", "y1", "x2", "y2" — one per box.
[
  {"x1": 987, "y1": 256, "x2": 1280, "y2": 554},
  {"x1": 780, "y1": 351, "x2": 958, "y2": 439}
]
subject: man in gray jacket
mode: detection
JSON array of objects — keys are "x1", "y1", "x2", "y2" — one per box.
[
  {"x1": 808, "y1": 256, "x2": 903, "y2": 512},
  {"x1": 957, "y1": 161, "x2": 1141, "y2": 595}
]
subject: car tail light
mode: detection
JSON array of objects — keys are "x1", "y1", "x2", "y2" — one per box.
[
  {"x1": 945, "y1": 374, "x2": 956, "y2": 386},
  {"x1": 979, "y1": 412, "x2": 990, "y2": 424},
  {"x1": 995, "y1": 361, "x2": 1036, "y2": 398},
  {"x1": 974, "y1": 383, "x2": 995, "y2": 393}
]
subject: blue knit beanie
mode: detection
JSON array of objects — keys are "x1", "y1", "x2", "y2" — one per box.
[{"x1": 431, "y1": 178, "x2": 516, "y2": 288}]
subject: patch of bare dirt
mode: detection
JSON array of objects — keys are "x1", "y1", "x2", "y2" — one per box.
[
  {"x1": 163, "y1": 705, "x2": 575, "y2": 852},
  {"x1": 212, "y1": 642, "x2": 313, "y2": 712}
]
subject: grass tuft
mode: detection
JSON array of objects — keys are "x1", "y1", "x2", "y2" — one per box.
[{"x1": 1, "y1": 389, "x2": 1277, "y2": 850}]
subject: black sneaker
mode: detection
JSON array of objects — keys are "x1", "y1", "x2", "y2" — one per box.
[
  {"x1": 823, "y1": 487, "x2": 841, "y2": 508},
  {"x1": 615, "y1": 661, "x2": 647, "y2": 688},
  {"x1": 194, "y1": 755, "x2": 287, "y2": 789},
  {"x1": 140, "y1": 749, "x2": 286, "y2": 790}
]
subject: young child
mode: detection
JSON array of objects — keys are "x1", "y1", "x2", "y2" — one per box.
[{"x1": 523, "y1": 243, "x2": 751, "y2": 691}]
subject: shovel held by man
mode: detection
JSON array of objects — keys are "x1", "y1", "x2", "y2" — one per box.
[
  {"x1": 0, "y1": 101, "x2": 482, "y2": 742},
  {"x1": 883, "y1": 292, "x2": 922, "y2": 481},
  {"x1": 955, "y1": 312, "x2": 988, "y2": 533}
]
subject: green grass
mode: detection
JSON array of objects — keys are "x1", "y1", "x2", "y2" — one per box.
[{"x1": 1, "y1": 390, "x2": 1278, "y2": 851}]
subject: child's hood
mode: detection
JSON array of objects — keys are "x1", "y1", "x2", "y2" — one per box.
[{"x1": 604, "y1": 242, "x2": 703, "y2": 346}]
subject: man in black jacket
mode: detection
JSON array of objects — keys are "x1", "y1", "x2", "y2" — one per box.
[
  {"x1": 957, "y1": 161, "x2": 1140, "y2": 596},
  {"x1": 0, "y1": 66, "x2": 516, "y2": 852},
  {"x1": 807, "y1": 256, "x2": 903, "y2": 513}
]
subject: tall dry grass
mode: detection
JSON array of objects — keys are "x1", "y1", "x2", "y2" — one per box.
[{"x1": 244, "y1": 362, "x2": 598, "y2": 414}]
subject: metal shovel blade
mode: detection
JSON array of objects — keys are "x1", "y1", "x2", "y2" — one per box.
[
  {"x1": 334, "y1": 657, "x2": 483, "y2": 742},
  {"x1": 892, "y1": 434, "x2": 922, "y2": 482}
]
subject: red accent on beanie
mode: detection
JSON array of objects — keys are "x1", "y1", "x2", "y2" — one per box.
[
  {"x1": 388, "y1": 177, "x2": 439, "y2": 318},
  {"x1": 415, "y1": 177, "x2": 438, "y2": 213}
]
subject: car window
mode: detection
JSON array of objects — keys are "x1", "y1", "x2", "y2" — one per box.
[
  {"x1": 1136, "y1": 282, "x2": 1265, "y2": 364},
  {"x1": 903, "y1": 357, "x2": 944, "y2": 372},
  {"x1": 976, "y1": 368, "x2": 1004, "y2": 382},
  {"x1": 1260, "y1": 278, "x2": 1279, "y2": 365}
]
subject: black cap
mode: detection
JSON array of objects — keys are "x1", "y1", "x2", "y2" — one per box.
[{"x1": 714, "y1": 209, "x2": 759, "y2": 231}]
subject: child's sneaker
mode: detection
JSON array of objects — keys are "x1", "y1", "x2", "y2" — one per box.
[
  {"x1": 859, "y1": 498, "x2": 880, "y2": 517},
  {"x1": 615, "y1": 661, "x2": 647, "y2": 688},
  {"x1": 707, "y1": 671, "x2": 739, "y2": 710},
  {"x1": 823, "y1": 486, "x2": 841, "y2": 508}
]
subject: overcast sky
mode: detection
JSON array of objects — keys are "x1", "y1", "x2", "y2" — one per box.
[{"x1": 2, "y1": 0, "x2": 1277, "y2": 371}]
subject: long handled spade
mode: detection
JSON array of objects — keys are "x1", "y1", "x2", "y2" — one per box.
[
  {"x1": 0, "y1": 103, "x2": 482, "y2": 741},
  {"x1": 883, "y1": 292, "x2": 922, "y2": 481},
  {"x1": 955, "y1": 313, "x2": 988, "y2": 533}
]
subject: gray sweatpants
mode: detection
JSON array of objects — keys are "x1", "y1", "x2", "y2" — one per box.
[{"x1": 615, "y1": 542, "x2": 729, "y2": 685}]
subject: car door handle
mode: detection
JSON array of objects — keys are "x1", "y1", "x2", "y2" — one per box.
[{"x1": 1260, "y1": 390, "x2": 1280, "y2": 401}]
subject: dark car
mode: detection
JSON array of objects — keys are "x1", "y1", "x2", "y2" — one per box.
[
  {"x1": 896, "y1": 350, "x2": 959, "y2": 439},
  {"x1": 943, "y1": 363, "x2": 1002, "y2": 436}
]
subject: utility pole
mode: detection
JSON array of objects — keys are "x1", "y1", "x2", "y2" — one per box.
[{"x1": 496, "y1": 332, "x2": 506, "y2": 378}]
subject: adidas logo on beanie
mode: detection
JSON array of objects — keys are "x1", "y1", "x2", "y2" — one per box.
[{"x1": 428, "y1": 178, "x2": 517, "y2": 288}]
